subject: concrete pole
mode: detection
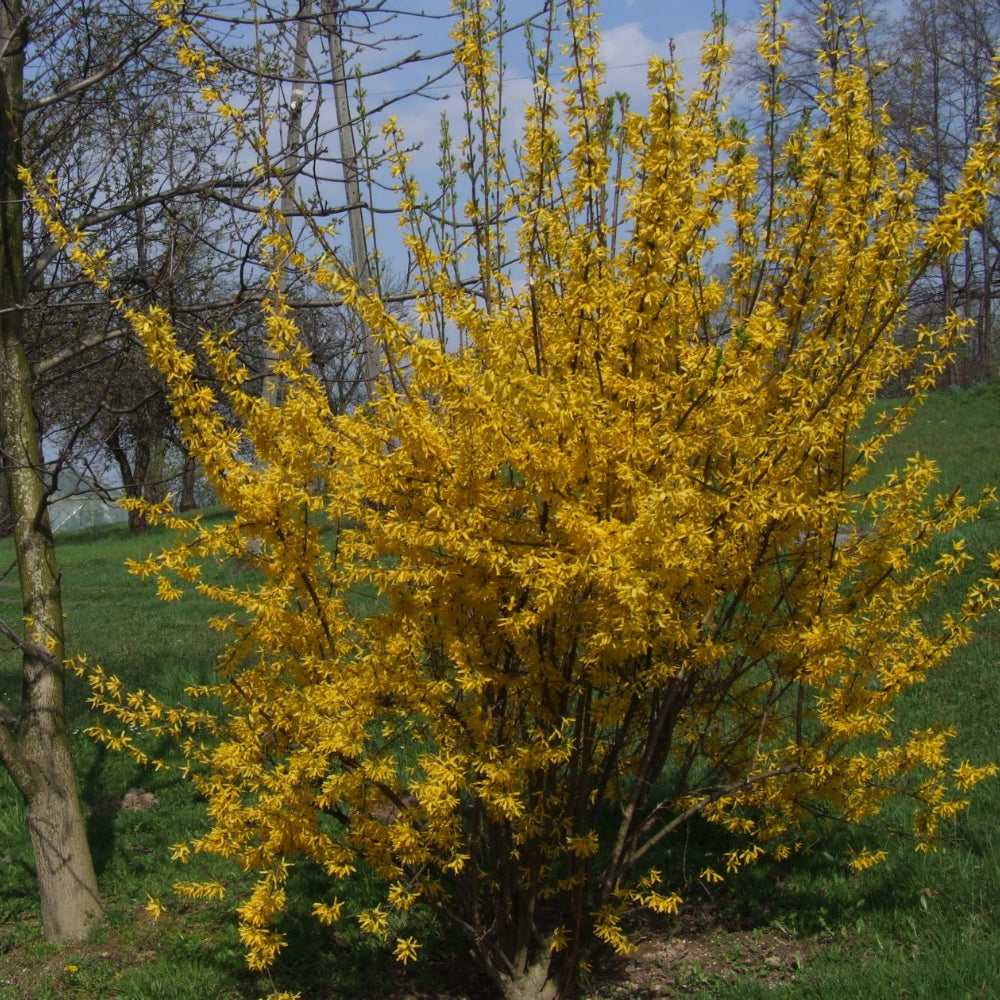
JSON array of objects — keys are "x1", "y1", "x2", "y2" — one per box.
[{"x1": 320, "y1": 0, "x2": 380, "y2": 400}]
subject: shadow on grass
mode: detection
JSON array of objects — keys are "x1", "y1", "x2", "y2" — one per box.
[
  {"x1": 256, "y1": 861, "x2": 495, "y2": 1000},
  {"x1": 81, "y1": 729, "x2": 204, "y2": 882}
]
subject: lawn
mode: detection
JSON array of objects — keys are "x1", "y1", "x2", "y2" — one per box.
[{"x1": 1, "y1": 384, "x2": 999, "y2": 999}]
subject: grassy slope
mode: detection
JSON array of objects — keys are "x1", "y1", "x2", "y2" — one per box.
[
  {"x1": 677, "y1": 385, "x2": 1000, "y2": 1000},
  {"x1": 0, "y1": 385, "x2": 999, "y2": 999}
]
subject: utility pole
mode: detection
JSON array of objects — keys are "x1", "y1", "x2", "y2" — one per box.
[
  {"x1": 265, "y1": 0, "x2": 314, "y2": 407},
  {"x1": 320, "y1": 0, "x2": 380, "y2": 399}
]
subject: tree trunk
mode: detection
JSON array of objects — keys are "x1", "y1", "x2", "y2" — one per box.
[
  {"x1": 180, "y1": 451, "x2": 197, "y2": 511},
  {"x1": 498, "y1": 961, "x2": 561, "y2": 1000},
  {"x1": 17, "y1": 647, "x2": 105, "y2": 939},
  {"x1": 0, "y1": 0, "x2": 103, "y2": 941},
  {"x1": 143, "y1": 434, "x2": 167, "y2": 505},
  {"x1": 469, "y1": 919, "x2": 567, "y2": 1000},
  {"x1": 106, "y1": 426, "x2": 149, "y2": 534},
  {"x1": 0, "y1": 454, "x2": 12, "y2": 536}
]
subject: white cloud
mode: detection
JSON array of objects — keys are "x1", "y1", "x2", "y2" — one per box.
[{"x1": 600, "y1": 21, "x2": 712, "y2": 108}]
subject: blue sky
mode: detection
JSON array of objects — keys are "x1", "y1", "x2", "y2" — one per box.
[
  {"x1": 598, "y1": 0, "x2": 763, "y2": 45},
  {"x1": 368, "y1": 1, "x2": 770, "y2": 171},
  {"x1": 591, "y1": 0, "x2": 763, "y2": 104},
  {"x1": 306, "y1": 0, "x2": 898, "y2": 281},
  {"x1": 335, "y1": 1, "x2": 774, "y2": 300}
]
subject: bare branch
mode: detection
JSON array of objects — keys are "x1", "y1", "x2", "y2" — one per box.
[
  {"x1": 32, "y1": 327, "x2": 129, "y2": 379},
  {"x1": 24, "y1": 24, "x2": 165, "y2": 113}
]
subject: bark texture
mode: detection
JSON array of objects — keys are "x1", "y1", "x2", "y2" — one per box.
[{"x1": 0, "y1": 0, "x2": 103, "y2": 941}]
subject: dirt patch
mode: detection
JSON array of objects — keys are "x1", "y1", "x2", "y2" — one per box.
[
  {"x1": 380, "y1": 909, "x2": 811, "y2": 1000},
  {"x1": 585, "y1": 920, "x2": 809, "y2": 998},
  {"x1": 89, "y1": 786, "x2": 158, "y2": 816}
]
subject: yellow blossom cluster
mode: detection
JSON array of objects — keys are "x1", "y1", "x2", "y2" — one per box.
[{"x1": 29, "y1": 1, "x2": 1000, "y2": 996}]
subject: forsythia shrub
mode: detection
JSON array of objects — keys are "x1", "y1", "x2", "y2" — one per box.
[{"x1": 28, "y1": 1, "x2": 1000, "y2": 998}]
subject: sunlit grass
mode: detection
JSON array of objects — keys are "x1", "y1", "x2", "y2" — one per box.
[{"x1": 677, "y1": 382, "x2": 1000, "y2": 999}]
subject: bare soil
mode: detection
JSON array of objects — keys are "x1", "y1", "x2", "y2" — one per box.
[
  {"x1": 375, "y1": 908, "x2": 811, "y2": 1000},
  {"x1": 582, "y1": 916, "x2": 808, "y2": 999}
]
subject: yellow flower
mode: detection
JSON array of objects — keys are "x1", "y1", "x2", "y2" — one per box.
[{"x1": 393, "y1": 936, "x2": 420, "y2": 965}]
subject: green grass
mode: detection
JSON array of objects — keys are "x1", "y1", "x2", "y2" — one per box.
[
  {"x1": 0, "y1": 512, "x2": 259, "y2": 999},
  {"x1": 2, "y1": 385, "x2": 1000, "y2": 998},
  {"x1": 0, "y1": 513, "x2": 453, "y2": 1000},
  {"x1": 674, "y1": 383, "x2": 1000, "y2": 1000}
]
